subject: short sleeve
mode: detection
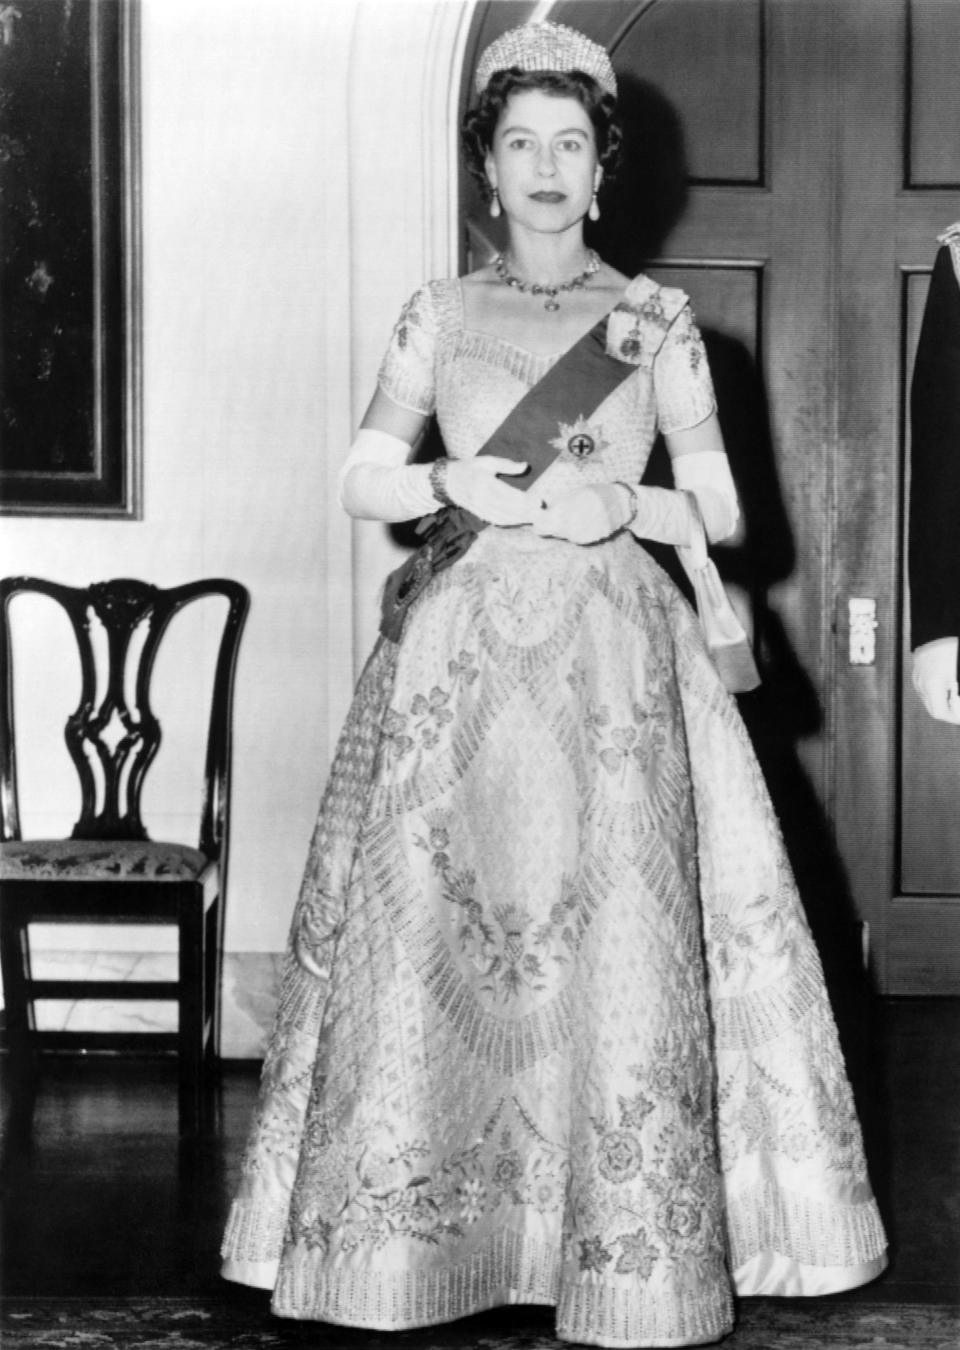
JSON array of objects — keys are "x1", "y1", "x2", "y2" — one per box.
[
  {"x1": 653, "y1": 306, "x2": 717, "y2": 434},
  {"x1": 376, "y1": 285, "x2": 438, "y2": 415}
]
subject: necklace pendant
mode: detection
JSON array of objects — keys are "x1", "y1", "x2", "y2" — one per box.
[{"x1": 544, "y1": 298, "x2": 560, "y2": 311}]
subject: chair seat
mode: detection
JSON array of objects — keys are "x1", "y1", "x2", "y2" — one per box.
[{"x1": 0, "y1": 839, "x2": 211, "y2": 882}]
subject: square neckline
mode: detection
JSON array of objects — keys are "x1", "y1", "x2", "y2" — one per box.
[{"x1": 453, "y1": 278, "x2": 627, "y2": 364}]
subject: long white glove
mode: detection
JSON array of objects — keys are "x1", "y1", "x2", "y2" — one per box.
[
  {"x1": 533, "y1": 449, "x2": 739, "y2": 548},
  {"x1": 338, "y1": 429, "x2": 534, "y2": 527},
  {"x1": 912, "y1": 637, "x2": 960, "y2": 723},
  {"x1": 671, "y1": 449, "x2": 739, "y2": 543},
  {"x1": 337, "y1": 428, "x2": 438, "y2": 522}
]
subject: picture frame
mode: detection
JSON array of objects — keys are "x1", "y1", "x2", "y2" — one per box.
[{"x1": 0, "y1": 0, "x2": 141, "y2": 518}]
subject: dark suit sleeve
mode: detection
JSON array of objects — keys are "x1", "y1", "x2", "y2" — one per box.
[{"x1": 909, "y1": 245, "x2": 960, "y2": 649}]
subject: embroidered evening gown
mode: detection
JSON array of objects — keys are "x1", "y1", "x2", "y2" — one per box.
[{"x1": 221, "y1": 275, "x2": 887, "y2": 1348}]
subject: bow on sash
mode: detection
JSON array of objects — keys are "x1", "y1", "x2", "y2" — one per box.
[{"x1": 380, "y1": 314, "x2": 634, "y2": 641}]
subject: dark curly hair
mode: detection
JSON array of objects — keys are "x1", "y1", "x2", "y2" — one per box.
[{"x1": 461, "y1": 68, "x2": 623, "y2": 205}]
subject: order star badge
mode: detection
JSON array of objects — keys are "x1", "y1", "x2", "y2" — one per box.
[{"x1": 550, "y1": 416, "x2": 609, "y2": 466}]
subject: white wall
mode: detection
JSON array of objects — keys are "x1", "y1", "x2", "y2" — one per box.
[{"x1": 0, "y1": 0, "x2": 473, "y2": 1048}]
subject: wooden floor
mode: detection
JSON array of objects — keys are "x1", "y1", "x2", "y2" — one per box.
[{"x1": 1, "y1": 998, "x2": 958, "y2": 1309}]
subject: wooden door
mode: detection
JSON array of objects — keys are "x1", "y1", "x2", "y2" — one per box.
[
  {"x1": 832, "y1": 0, "x2": 960, "y2": 993},
  {"x1": 460, "y1": 0, "x2": 960, "y2": 993}
]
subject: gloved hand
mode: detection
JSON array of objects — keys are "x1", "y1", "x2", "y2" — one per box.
[
  {"x1": 912, "y1": 637, "x2": 960, "y2": 723},
  {"x1": 338, "y1": 429, "x2": 535, "y2": 527},
  {"x1": 445, "y1": 456, "x2": 537, "y2": 527},
  {"x1": 531, "y1": 482, "x2": 637, "y2": 545}
]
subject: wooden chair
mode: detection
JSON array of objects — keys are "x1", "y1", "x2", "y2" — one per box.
[{"x1": 0, "y1": 577, "x2": 249, "y2": 1133}]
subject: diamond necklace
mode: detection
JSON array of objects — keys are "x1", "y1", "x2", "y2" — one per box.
[{"x1": 494, "y1": 249, "x2": 601, "y2": 311}]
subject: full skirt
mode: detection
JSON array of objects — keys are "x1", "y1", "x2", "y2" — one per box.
[{"x1": 221, "y1": 528, "x2": 887, "y2": 1347}]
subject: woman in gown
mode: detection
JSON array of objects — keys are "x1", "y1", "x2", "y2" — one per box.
[{"x1": 222, "y1": 21, "x2": 887, "y2": 1347}]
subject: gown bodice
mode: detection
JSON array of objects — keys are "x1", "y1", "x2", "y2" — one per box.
[{"x1": 377, "y1": 273, "x2": 718, "y2": 503}]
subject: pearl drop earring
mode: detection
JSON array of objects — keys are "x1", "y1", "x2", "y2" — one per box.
[{"x1": 489, "y1": 188, "x2": 501, "y2": 219}]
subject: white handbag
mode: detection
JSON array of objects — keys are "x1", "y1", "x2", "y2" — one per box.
[{"x1": 676, "y1": 496, "x2": 761, "y2": 693}]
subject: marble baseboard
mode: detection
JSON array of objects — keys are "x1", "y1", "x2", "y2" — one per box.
[
  {"x1": 0, "y1": 950, "x2": 283, "y2": 1059},
  {"x1": 220, "y1": 952, "x2": 283, "y2": 1058}
]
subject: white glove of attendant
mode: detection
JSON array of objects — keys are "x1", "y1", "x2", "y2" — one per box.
[
  {"x1": 912, "y1": 637, "x2": 960, "y2": 723},
  {"x1": 338, "y1": 430, "x2": 534, "y2": 527}
]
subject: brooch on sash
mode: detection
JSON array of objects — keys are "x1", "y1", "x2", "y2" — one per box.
[{"x1": 551, "y1": 416, "x2": 608, "y2": 466}]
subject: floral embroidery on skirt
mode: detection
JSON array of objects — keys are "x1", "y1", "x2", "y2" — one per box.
[{"x1": 222, "y1": 530, "x2": 886, "y2": 1347}]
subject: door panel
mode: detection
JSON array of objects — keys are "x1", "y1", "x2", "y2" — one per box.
[
  {"x1": 610, "y1": 0, "x2": 764, "y2": 184},
  {"x1": 908, "y1": 0, "x2": 960, "y2": 186}
]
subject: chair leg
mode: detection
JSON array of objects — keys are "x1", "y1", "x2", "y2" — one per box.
[
  {"x1": 0, "y1": 899, "x2": 37, "y2": 1079},
  {"x1": 204, "y1": 895, "x2": 220, "y2": 1064},
  {"x1": 178, "y1": 895, "x2": 204, "y2": 1136},
  {"x1": 214, "y1": 878, "x2": 227, "y2": 1062}
]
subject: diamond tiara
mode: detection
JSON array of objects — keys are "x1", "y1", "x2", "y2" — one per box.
[{"x1": 474, "y1": 21, "x2": 617, "y2": 99}]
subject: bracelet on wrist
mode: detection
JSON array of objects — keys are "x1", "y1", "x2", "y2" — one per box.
[
  {"x1": 614, "y1": 480, "x2": 639, "y2": 529},
  {"x1": 429, "y1": 458, "x2": 455, "y2": 508}
]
